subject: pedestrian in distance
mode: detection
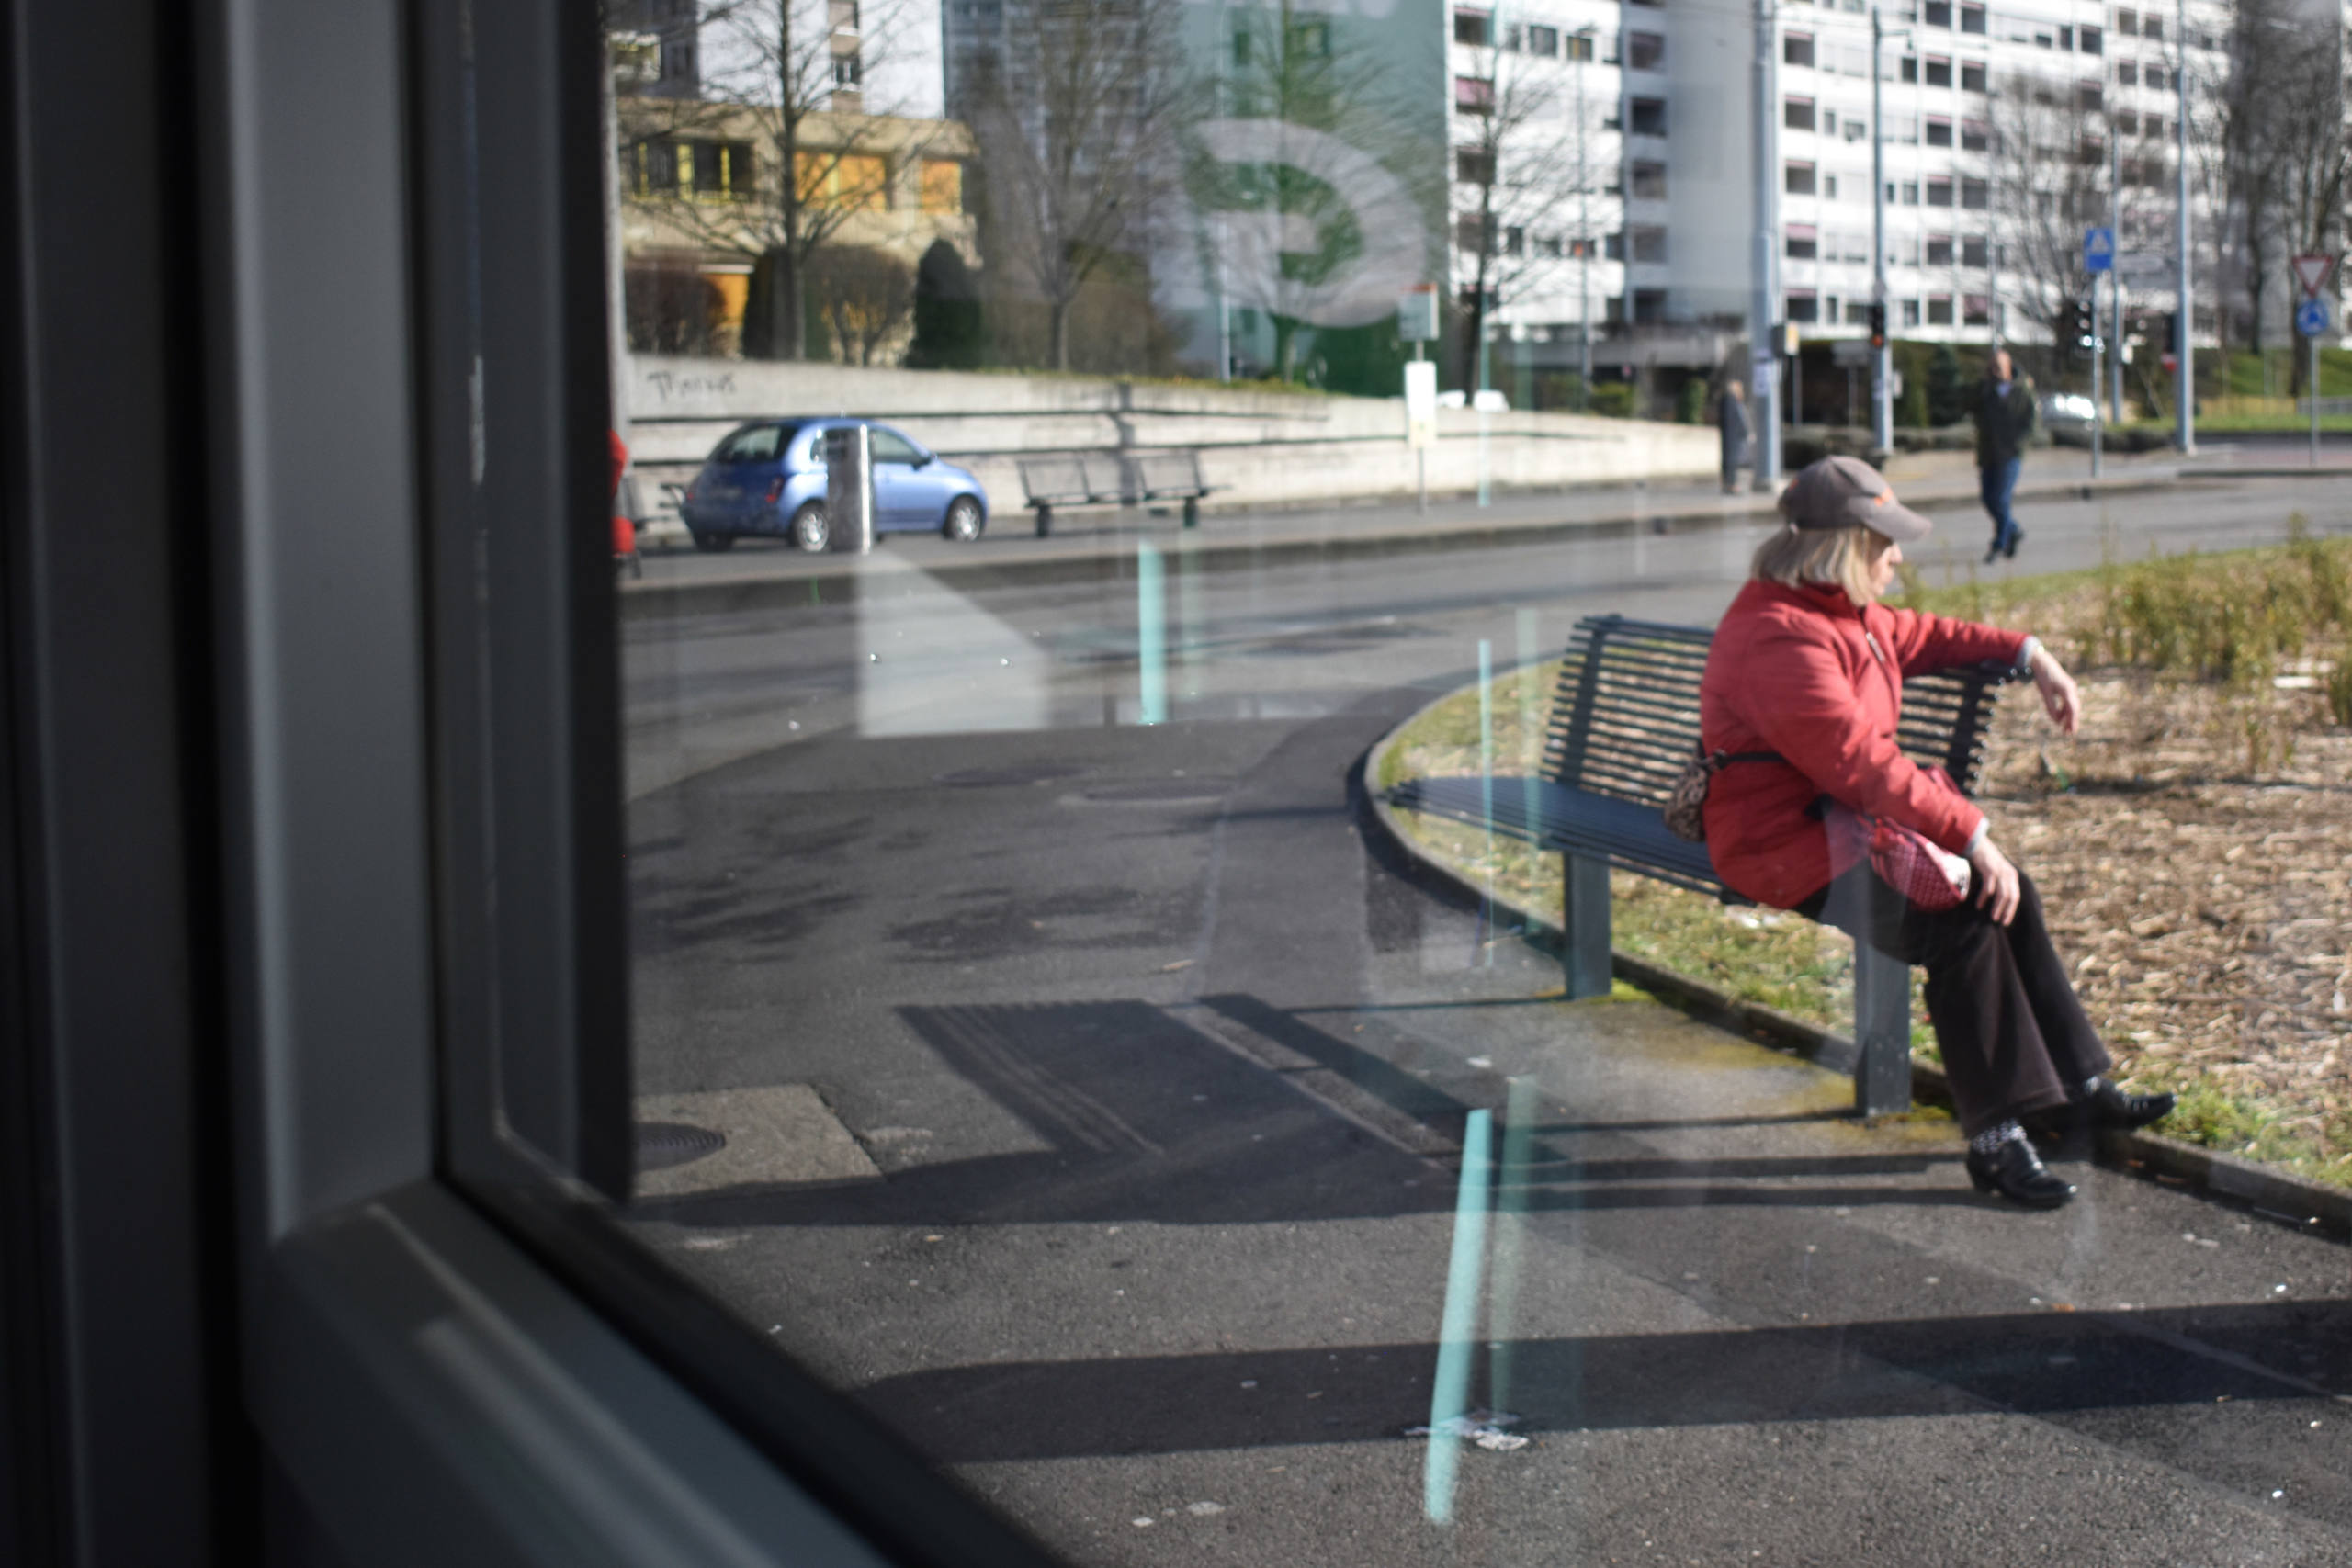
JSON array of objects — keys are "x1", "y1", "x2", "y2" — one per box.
[
  {"x1": 1718, "y1": 376, "x2": 1751, "y2": 496},
  {"x1": 1972, "y1": 348, "x2": 2035, "y2": 564},
  {"x1": 1696, "y1": 456, "x2": 2173, "y2": 1210}
]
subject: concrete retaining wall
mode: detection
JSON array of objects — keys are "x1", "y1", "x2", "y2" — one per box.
[{"x1": 621, "y1": 355, "x2": 1719, "y2": 518}]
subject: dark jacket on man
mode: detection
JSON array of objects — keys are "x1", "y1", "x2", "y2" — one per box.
[{"x1": 1973, "y1": 377, "x2": 2036, "y2": 468}]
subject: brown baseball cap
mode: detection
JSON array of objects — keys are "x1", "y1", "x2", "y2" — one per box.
[{"x1": 1780, "y1": 455, "x2": 1932, "y2": 543}]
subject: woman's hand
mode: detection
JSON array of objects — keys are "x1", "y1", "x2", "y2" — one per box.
[
  {"x1": 2028, "y1": 644, "x2": 2081, "y2": 736},
  {"x1": 1968, "y1": 835, "x2": 2021, "y2": 926}
]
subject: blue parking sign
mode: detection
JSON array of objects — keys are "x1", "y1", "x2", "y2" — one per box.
[
  {"x1": 2298, "y1": 297, "x2": 2331, "y2": 337},
  {"x1": 2083, "y1": 227, "x2": 2114, "y2": 273}
]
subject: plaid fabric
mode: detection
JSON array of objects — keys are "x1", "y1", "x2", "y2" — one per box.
[{"x1": 1869, "y1": 819, "x2": 1971, "y2": 910}]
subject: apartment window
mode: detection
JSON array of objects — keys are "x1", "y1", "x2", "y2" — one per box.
[
  {"x1": 1845, "y1": 118, "x2": 1868, "y2": 141},
  {"x1": 1898, "y1": 179, "x2": 1919, "y2": 203},
  {"x1": 1786, "y1": 225, "x2": 1819, "y2": 259},
  {"x1": 1504, "y1": 224, "x2": 1526, "y2": 254},
  {"x1": 2116, "y1": 60, "x2": 2137, "y2": 85},
  {"x1": 1846, "y1": 299, "x2": 1871, "y2": 323},
  {"x1": 1295, "y1": 19, "x2": 1332, "y2": 56},
  {"x1": 1632, "y1": 159, "x2": 1668, "y2": 197},
  {"x1": 2113, "y1": 108, "x2": 2137, "y2": 135},
  {"x1": 1926, "y1": 233, "x2": 1954, "y2": 265},
  {"x1": 1631, "y1": 225, "x2": 1669, "y2": 262},
  {"x1": 1961, "y1": 118, "x2": 1988, "y2": 150},
  {"x1": 828, "y1": 0, "x2": 860, "y2": 29},
  {"x1": 2144, "y1": 64, "x2": 2165, "y2": 91},
  {"x1": 1455, "y1": 148, "x2": 1495, "y2": 185},
  {"x1": 1455, "y1": 74, "x2": 1495, "y2": 113},
  {"x1": 1454, "y1": 7, "x2": 1490, "y2": 45},
  {"x1": 1527, "y1": 23, "x2": 1559, "y2": 54},
  {"x1": 1962, "y1": 233, "x2": 1988, "y2": 265},
  {"x1": 1822, "y1": 108, "x2": 1838, "y2": 134},
  {"x1": 2078, "y1": 80, "x2": 2103, "y2": 111},
  {"x1": 1925, "y1": 55, "x2": 1951, "y2": 85},
  {"x1": 1924, "y1": 0, "x2": 1951, "y2": 22},
  {"x1": 1499, "y1": 23, "x2": 1522, "y2": 51},
  {"x1": 1785, "y1": 96, "x2": 1816, "y2": 130},
  {"x1": 1962, "y1": 59, "x2": 1987, "y2": 90},
  {"x1": 1784, "y1": 31, "x2": 1815, "y2": 66},
  {"x1": 1605, "y1": 231, "x2": 1625, "y2": 259},
  {"x1": 1566, "y1": 31, "x2": 1595, "y2": 59},
  {"x1": 1926, "y1": 114, "x2": 1952, "y2": 145},
  {"x1": 1890, "y1": 112, "x2": 1918, "y2": 143},
  {"x1": 1628, "y1": 30, "x2": 1665, "y2": 69},
  {"x1": 1534, "y1": 233, "x2": 1565, "y2": 256},
  {"x1": 794, "y1": 150, "x2": 887, "y2": 209},
  {"x1": 1900, "y1": 53, "x2": 1918, "y2": 81},
  {"x1": 831, "y1": 51, "x2": 861, "y2": 86},
  {"x1": 1824, "y1": 173, "x2": 1840, "y2": 198},
  {"x1": 2080, "y1": 24, "x2": 2102, "y2": 53},
  {"x1": 1926, "y1": 176, "x2": 1953, "y2": 206},
  {"x1": 637, "y1": 138, "x2": 756, "y2": 201},
  {"x1": 2057, "y1": 24, "x2": 2074, "y2": 49},
  {"x1": 1787, "y1": 289, "x2": 1820, "y2": 322},
  {"x1": 1631, "y1": 96, "x2": 1668, "y2": 134},
  {"x1": 1927, "y1": 294, "x2": 1955, "y2": 324},
  {"x1": 1961, "y1": 175, "x2": 1988, "y2": 208},
  {"x1": 2142, "y1": 15, "x2": 2161, "y2": 41},
  {"x1": 1785, "y1": 159, "x2": 1817, "y2": 195},
  {"x1": 1964, "y1": 292, "x2": 1991, "y2": 323},
  {"x1": 1961, "y1": 2, "x2": 1985, "y2": 30},
  {"x1": 1903, "y1": 298, "x2": 1923, "y2": 324},
  {"x1": 2115, "y1": 6, "x2": 2137, "y2": 32},
  {"x1": 1454, "y1": 213, "x2": 1495, "y2": 254},
  {"x1": 1633, "y1": 288, "x2": 1668, "y2": 321}
]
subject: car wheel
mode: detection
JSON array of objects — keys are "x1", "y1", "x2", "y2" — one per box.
[
  {"x1": 789, "y1": 502, "x2": 830, "y2": 553},
  {"x1": 690, "y1": 530, "x2": 735, "y2": 553},
  {"x1": 943, "y1": 495, "x2": 985, "y2": 543}
]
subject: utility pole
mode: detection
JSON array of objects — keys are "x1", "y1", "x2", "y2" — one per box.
[
  {"x1": 1575, "y1": 26, "x2": 1596, "y2": 409},
  {"x1": 1870, "y1": 5, "x2": 1893, "y2": 451},
  {"x1": 2174, "y1": 0, "x2": 2194, "y2": 452},
  {"x1": 1214, "y1": 0, "x2": 1231, "y2": 380},
  {"x1": 1750, "y1": 0, "x2": 1782, "y2": 486},
  {"x1": 2109, "y1": 115, "x2": 2124, "y2": 422}
]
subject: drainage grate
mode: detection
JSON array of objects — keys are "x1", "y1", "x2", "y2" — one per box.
[{"x1": 635, "y1": 1121, "x2": 726, "y2": 1173}]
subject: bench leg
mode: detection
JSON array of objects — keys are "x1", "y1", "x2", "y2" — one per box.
[
  {"x1": 1561, "y1": 852, "x2": 1612, "y2": 999},
  {"x1": 1182, "y1": 495, "x2": 1199, "y2": 528},
  {"x1": 1034, "y1": 504, "x2": 1053, "y2": 538},
  {"x1": 1852, "y1": 939, "x2": 1914, "y2": 1117}
]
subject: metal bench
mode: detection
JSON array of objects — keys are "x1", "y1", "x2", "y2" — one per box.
[
  {"x1": 1017, "y1": 450, "x2": 1218, "y2": 536},
  {"x1": 1388, "y1": 612, "x2": 2017, "y2": 1116}
]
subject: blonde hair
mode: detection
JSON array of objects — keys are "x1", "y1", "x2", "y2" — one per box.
[{"x1": 1750, "y1": 522, "x2": 1892, "y2": 605}]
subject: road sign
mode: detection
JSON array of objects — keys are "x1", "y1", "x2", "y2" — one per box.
[
  {"x1": 2114, "y1": 251, "x2": 2170, "y2": 285},
  {"x1": 2084, "y1": 227, "x2": 2115, "y2": 273},
  {"x1": 2297, "y1": 297, "x2": 2331, "y2": 338},
  {"x1": 1403, "y1": 360, "x2": 1438, "y2": 448},
  {"x1": 2293, "y1": 254, "x2": 2335, "y2": 298},
  {"x1": 1396, "y1": 285, "x2": 1441, "y2": 344}
]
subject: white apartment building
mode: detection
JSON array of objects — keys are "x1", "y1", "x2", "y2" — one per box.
[{"x1": 1648, "y1": 0, "x2": 2234, "y2": 345}]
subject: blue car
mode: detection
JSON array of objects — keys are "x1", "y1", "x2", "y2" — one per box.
[{"x1": 678, "y1": 417, "x2": 989, "y2": 552}]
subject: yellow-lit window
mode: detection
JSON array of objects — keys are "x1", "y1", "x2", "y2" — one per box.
[
  {"x1": 918, "y1": 159, "x2": 963, "y2": 214},
  {"x1": 794, "y1": 152, "x2": 890, "y2": 210}
]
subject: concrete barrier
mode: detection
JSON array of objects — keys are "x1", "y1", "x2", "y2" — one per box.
[{"x1": 622, "y1": 355, "x2": 1719, "y2": 528}]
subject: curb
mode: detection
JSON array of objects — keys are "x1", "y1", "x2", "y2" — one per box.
[
  {"x1": 1363, "y1": 702, "x2": 2352, "y2": 1241},
  {"x1": 617, "y1": 469, "x2": 2188, "y2": 623}
]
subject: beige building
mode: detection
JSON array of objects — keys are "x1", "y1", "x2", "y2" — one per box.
[{"x1": 617, "y1": 98, "x2": 976, "y2": 359}]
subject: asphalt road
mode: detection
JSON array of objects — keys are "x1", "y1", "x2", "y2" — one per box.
[{"x1": 620, "y1": 474, "x2": 2352, "y2": 1567}]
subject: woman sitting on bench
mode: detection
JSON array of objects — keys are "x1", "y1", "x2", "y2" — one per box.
[{"x1": 1697, "y1": 456, "x2": 2172, "y2": 1211}]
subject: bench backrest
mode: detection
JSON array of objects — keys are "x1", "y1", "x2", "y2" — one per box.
[
  {"x1": 1017, "y1": 456, "x2": 1090, "y2": 501},
  {"x1": 1132, "y1": 450, "x2": 1204, "y2": 494},
  {"x1": 1544, "y1": 614, "x2": 2010, "y2": 807}
]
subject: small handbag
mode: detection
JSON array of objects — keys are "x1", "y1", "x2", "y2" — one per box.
[
  {"x1": 1663, "y1": 745, "x2": 1783, "y2": 841},
  {"x1": 1825, "y1": 766, "x2": 1974, "y2": 910}
]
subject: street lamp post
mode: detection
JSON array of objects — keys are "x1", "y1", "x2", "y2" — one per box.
[
  {"x1": 2173, "y1": 0, "x2": 2193, "y2": 453},
  {"x1": 1750, "y1": 0, "x2": 1781, "y2": 487}
]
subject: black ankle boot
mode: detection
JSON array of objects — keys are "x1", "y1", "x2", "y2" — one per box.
[
  {"x1": 2025, "y1": 1079, "x2": 2177, "y2": 1139},
  {"x1": 1965, "y1": 1136, "x2": 2075, "y2": 1209}
]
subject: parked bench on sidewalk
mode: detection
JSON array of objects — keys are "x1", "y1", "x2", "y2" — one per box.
[
  {"x1": 1388, "y1": 613, "x2": 2018, "y2": 1116},
  {"x1": 1017, "y1": 449, "x2": 1218, "y2": 536}
]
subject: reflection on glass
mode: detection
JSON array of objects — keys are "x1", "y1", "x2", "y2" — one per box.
[{"x1": 601, "y1": 1, "x2": 2352, "y2": 1562}]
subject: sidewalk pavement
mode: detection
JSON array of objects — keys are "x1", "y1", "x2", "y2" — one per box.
[{"x1": 622, "y1": 446, "x2": 2188, "y2": 601}]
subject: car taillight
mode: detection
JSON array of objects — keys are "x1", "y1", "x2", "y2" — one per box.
[{"x1": 765, "y1": 477, "x2": 785, "y2": 503}]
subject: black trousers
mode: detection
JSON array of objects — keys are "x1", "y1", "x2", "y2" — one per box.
[{"x1": 1796, "y1": 862, "x2": 2112, "y2": 1138}]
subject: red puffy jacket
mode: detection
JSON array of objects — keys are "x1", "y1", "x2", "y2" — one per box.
[{"x1": 1698, "y1": 579, "x2": 2028, "y2": 908}]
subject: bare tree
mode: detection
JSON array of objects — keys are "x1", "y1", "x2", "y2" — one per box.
[
  {"x1": 965, "y1": 0, "x2": 1194, "y2": 371},
  {"x1": 624, "y1": 0, "x2": 937, "y2": 359},
  {"x1": 1989, "y1": 69, "x2": 2111, "y2": 342},
  {"x1": 1449, "y1": 23, "x2": 1601, "y2": 393},
  {"x1": 808, "y1": 244, "x2": 916, "y2": 363}
]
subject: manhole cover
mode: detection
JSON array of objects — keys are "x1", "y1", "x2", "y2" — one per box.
[
  {"x1": 1079, "y1": 778, "x2": 1233, "y2": 803},
  {"x1": 636, "y1": 1121, "x2": 726, "y2": 1172},
  {"x1": 935, "y1": 763, "x2": 1089, "y2": 788}
]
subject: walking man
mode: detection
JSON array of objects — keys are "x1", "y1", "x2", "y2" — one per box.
[
  {"x1": 1973, "y1": 349, "x2": 2036, "y2": 563},
  {"x1": 1719, "y1": 376, "x2": 1751, "y2": 495}
]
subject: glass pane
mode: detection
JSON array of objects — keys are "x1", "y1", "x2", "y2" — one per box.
[{"x1": 586, "y1": 1, "x2": 2352, "y2": 1563}]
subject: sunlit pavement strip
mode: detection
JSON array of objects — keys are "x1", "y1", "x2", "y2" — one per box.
[{"x1": 630, "y1": 1086, "x2": 878, "y2": 1201}]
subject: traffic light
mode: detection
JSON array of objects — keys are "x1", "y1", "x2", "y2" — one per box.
[
  {"x1": 2066, "y1": 297, "x2": 2097, "y2": 351},
  {"x1": 1867, "y1": 302, "x2": 1886, "y2": 349}
]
